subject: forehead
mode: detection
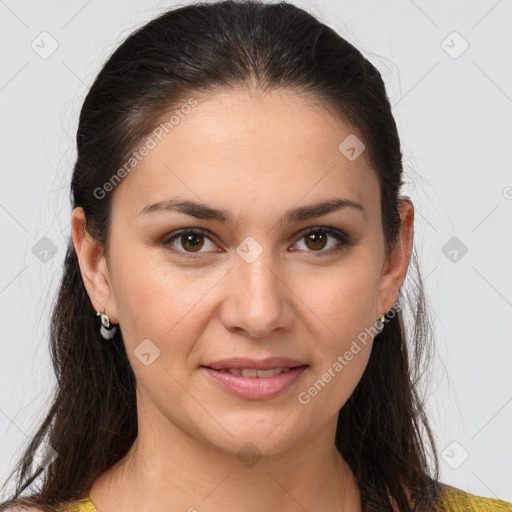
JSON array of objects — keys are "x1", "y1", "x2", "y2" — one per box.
[{"x1": 111, "y1": 89, "x2": 379, "y2": 224}]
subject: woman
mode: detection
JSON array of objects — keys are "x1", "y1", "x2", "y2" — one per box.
[{"x1": 1, "y1": 1, "x2": 510, "y2": 511}]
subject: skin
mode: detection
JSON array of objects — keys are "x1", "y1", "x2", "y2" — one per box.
[{"x1": 71, "y1": 88, "x2": 414, "y2": 512}]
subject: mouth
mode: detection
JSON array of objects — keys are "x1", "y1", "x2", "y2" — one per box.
[{"x1": 200, "y1": 362, "x2": 309, "y2": 400}]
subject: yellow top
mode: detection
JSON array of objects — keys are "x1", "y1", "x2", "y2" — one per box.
[
  {"x1": 57, "y1": 483, "x2": 512, "y2": 511},
  {"x1": 434, "y1": 484, "x2": 512, "y2": 511}
]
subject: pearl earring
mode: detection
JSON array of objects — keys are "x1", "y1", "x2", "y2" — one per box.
[{"x1": 96, "y1": 310, "x2": 118, "y2": 340}]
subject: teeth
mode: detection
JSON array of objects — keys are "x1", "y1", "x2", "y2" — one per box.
[{"x1": 218, "y1": 367, "x2": 292, "y2": 377}]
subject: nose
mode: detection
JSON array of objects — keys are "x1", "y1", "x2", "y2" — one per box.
[{"x1": 219, "y1": 249, "x2": 294, "y2": 338}]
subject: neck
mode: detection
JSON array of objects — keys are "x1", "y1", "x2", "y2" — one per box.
[{"x1": 89, "y1": 406, "x2": 361, "y2": 512}]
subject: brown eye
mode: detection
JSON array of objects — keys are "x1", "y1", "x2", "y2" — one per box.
[
  {"x1": 164, "y1": 229, "x2": 218, "y2": 257},
  {"x1": 179, "y1": 232, "x2": 205, "y2": 252},
  {"x1": 292, "y1": 227, "x2": 352, "y2": 255},
  {"x1": 304, "y1": 231, "x2": 328, "y2": 251}
]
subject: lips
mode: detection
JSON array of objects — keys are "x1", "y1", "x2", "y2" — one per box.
[
  {"x1": 202, "y1": 365, "x2": 307, "y2": 400},
  {"x1": 200, "y1": 357, "x2": 309, "y2": 400}
]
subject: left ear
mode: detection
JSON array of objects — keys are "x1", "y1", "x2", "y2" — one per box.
[{"x1": 377, "y1": 198, "x2": 414, "y2": 317}]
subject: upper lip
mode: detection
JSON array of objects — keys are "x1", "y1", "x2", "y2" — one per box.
[{"x1": 202, "y1": 357, "x2": 308, "y2": 370}]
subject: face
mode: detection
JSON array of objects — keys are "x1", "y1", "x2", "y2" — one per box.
[{"x1": 74, "y1": 89, "x2": 412, "y2": 458}]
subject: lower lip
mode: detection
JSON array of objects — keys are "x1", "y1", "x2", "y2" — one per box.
[{"x1": 201, "y1": 366, "x2": 308, "y2": 400}]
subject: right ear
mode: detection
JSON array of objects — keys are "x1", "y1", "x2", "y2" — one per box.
[{"x1": 70, "y1": 207, "x2": 119, "y2": 323}]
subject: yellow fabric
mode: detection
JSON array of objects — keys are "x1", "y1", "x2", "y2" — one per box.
[
  {"x1": 434, "y1": 484, "x2": 512, "y2": 512},
  {"x1": 58, "y1": 498, "x2": 97, "y2": 512},
  {"x1": 58, "y1": 484, "x2": 512, "y2": 511}
]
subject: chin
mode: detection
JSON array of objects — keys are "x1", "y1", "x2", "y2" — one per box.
[{"x1": 192, "y1": 411, "x2": 310, "y2": 460}]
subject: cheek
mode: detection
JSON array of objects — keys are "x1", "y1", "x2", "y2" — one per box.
[
  {"x1": 295, "y1": 325, "x2": 373, "y2": 430},
  {"x1": 293, "y1": 254, "x2": 381, "y2": 343},
  {"x1": 296, "y1": 296, "x2": 375, "y2": 417},
  {"x1": 290, "y1": 253, "x2": 380, "y2": 408},
  {"x1": 111, "y1": 248, "x2": 223, "y2": 360}
]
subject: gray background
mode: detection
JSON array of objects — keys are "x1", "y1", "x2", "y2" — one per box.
[{"x1": 1, "y1": 0, "x2": 511, "y2": 501}]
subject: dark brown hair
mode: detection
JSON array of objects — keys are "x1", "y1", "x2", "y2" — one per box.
[{"x1": 1, "y1": 1, "x2": 442, "y2": 510}]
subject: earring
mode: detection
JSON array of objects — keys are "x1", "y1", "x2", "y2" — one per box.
[
  {"x1": 376, "y1": 312, "x2": 386, "y2": 333},
  {"x1": 96, "y1": 310, "x2": 118, "y2": 340}
]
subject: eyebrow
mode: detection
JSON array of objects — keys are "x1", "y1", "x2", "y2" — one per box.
[{"x1": 138, "y1": 197, "x2": 367, "y2": 224}]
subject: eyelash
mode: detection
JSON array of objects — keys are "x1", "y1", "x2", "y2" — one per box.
[{"x1": 162, "y1": 226, "x2": 353, "y2": 259}]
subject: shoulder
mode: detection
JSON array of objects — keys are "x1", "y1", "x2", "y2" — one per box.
[
  {"x1": 435, "y1": 483, "x2": 512, "y2": 512},
  {"x1": 57, "y1": 498, "x2": 97, "y2": 512}
]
